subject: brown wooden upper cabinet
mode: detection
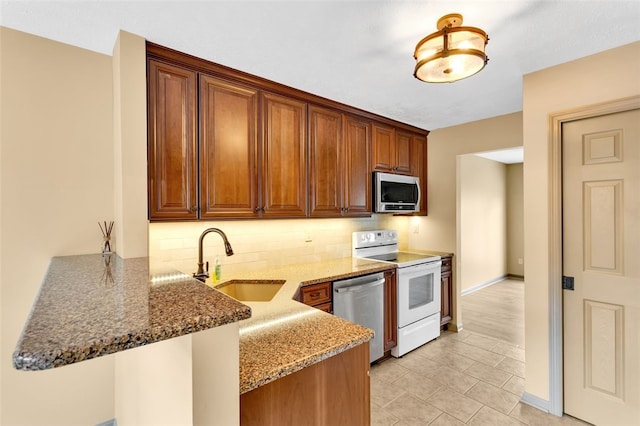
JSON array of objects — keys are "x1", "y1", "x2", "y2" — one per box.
[
  {"x1": 199, "y1": 74, "x2": 259, "y2": 218},
  {"x1": 309, "y1": 106, "x2": 371, "y2": 217},
  {"x1": 260, "y1": 92, "x2": 308, "y2": 218},
  {"x1": 371, "y1": 123, "x2": 428, "y2": 215},
  {"x1": 147, "y1": 42, "x2": 428, "y2": 221},
  {"x1": 410, "y1": 133, "x2": 428, "y2": 215},
  {"x1": 343, "y1": 115, "x2": 372, "y2": 216},
  {"x1": 371, "y1": 123, "x2": 412, "y2": 175},
  {"x1": 147, "y1": 59, "x2": 198, "y2": 220},
  {"x1": 148, "y1": 64, "x2": 308, "y2": 220}
]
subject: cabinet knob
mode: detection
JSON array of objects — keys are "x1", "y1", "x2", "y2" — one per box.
[{"x1": 190, "y1": 206, "x2": 198, "y2": 213}]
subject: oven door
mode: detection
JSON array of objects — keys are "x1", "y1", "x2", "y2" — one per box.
[{"x1": 397, "y1": 261, "x2": 441, "y2": 328}]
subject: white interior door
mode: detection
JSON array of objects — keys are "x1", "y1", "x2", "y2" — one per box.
[{"x1": 562, "y1": 108, "x2": 640, "y2": 425}]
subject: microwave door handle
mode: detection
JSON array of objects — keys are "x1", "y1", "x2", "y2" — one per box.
[{"x1": 415, "y1": 180, "x2": 421, "y2": 206}]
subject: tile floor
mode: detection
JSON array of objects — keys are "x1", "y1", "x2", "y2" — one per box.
[{"x1": 370, "y1": 329, "x2": 590, "y2": 425}]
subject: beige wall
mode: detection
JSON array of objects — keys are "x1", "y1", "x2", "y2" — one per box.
[
  {"x1": 0, "y1": 27, "x2": 115, "y2": 425},
  {"x1": 507, "y1": 163, "x2": 524, "y2": 277},
  {"x1": 408, "y1": 112, "x2": 522, "y2": 254},
  {"x1": 523, "y1": 41, "x2": 640, "y2": 402},
  {"x1": 112, "y1": 31, "x2": 148, "y2": 259},
  {"x1": 409, "y1": 112, "x2": 523, "y2": 329},
  {"x1": 459, "y1": 155, "x2": 507, "y2": 293}
]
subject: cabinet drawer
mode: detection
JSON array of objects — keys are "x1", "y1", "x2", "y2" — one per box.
[
  {"x1": 314, "y1": 302, "x2": 332, "y2": 313},
  {"x1": 441, "y1": 256, "x2": 452, "y2": 273},
  {"x1": 301, "y1": 282, "x2": 332, "y2": 305}
]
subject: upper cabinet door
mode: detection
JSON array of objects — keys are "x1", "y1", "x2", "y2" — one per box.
[
  {"x1": 394, "y1": 131, "x2": 414, "y2": 175},
  {"x1": 261, "y1": 92, "x2": 308, "y2": 217},
  {"x1": 147, "y1": 60, "x2": 198, "y2": 220},
  {"x1": 309, "y1": 105, "x2": 342, "y2": 217},
  {"x1": 371, "y1": 123, "x2": 395, "y2": 173},
  {"x1": 199, "y1": 75, "x2": 259, "y2": 218},
  {"x1": 410, "y1": 133, "x2": 428, "y2": 215},
  {"x1": 343, "y1": 115, "x2": 372, "y2": 216}
]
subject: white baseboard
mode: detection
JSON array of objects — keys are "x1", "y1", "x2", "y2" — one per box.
[
  {"x1": 461, "y1": 275, "x2": 507, "y2": 296},
  {"x1": 520, "y1": 392, "x2": 552, "y2": 414},
  {"x1": 447, "y1": 322, "x2": 463, "y2": 332}
]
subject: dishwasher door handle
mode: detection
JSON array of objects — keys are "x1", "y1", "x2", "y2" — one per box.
[{"x1": 334, "y1": 278, "x2": 385, "y2": 294}]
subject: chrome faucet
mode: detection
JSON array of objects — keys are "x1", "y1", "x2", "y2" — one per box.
[{"x1": 193, "y1": 228, "x2": 234, "y2": 282}]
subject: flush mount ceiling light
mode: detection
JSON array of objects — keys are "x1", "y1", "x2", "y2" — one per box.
[{"x1": 414, "y1": 13, "x2": 489, "y2": 83}]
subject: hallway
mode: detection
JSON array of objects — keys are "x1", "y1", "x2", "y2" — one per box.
[{"x1": 461, "y1": 279, "x2": 524, "y2": 347}]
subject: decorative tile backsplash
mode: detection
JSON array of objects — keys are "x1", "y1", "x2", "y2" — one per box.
[{"x1": 149, "y1": 216, "x2": 408, "y2": 275}]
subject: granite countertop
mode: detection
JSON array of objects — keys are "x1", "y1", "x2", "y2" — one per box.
[
  {"x1": 406, "y1": 248, "x2": 453, "y2": 258},
  {"x1": 13, "y1": 254, "x2": 251, "y2": 371},
  {"x1": 13, "y1": 253, "x2": 394, "y2": 396},
  {"x1": 204, "y1": 257, "x2": 395, "y2": 394}
]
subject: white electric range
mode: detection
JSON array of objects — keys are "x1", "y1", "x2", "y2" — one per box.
[{"x1": 352, "y1": 230, "x2": 441, "y2": 357}]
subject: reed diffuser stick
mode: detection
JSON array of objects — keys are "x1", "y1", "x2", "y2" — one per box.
[{"x1": 99, "y1": 221, "x2": 114, "y2": 253}]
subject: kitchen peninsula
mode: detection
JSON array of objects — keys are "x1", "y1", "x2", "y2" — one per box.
[
  {"x1": 13, "y1": 254, "x2": 251, "y2": 370},
  {"x1": 14, "y1": 252, "x2": 394, "y2": 425}
]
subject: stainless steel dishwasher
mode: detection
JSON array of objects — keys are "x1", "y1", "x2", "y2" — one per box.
[{"x1": 333, "y1": 272, "x2": 385, "y2": 362}]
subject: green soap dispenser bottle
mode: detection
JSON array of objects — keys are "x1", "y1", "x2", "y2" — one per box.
[{"x1": 214, "y1": 256, "x2": 221, "y2": 283}]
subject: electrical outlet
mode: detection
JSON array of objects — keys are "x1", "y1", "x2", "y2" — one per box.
[
  {"x1": 304, "y1": 232, "x2": 312, "y2": 242},
  {"x1": 518, "y1": 258, "x2": 523, "y2": 265}
]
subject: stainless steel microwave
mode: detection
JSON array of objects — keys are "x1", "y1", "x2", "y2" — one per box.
[{"x1": 373, "y1": 172, "x2": 421, "y2": 213}]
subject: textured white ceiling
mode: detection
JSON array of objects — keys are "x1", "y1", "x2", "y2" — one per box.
[
  {"x1": 476, "y1": 147, "x2": 524, "y2": 164},
  {"x1": 1, "y1": 1, "x2": 639, "y2": 131}
]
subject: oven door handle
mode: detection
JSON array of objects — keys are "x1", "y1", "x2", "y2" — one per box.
[
  {"x1": 334, "y1": 278, "x2": 385, "y2": 294},
  {"x1": 401, "y1": 261, "x2": 442, "y2": 274}
]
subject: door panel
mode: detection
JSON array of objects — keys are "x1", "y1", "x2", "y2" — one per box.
[
  {"x1": 371, "y1": 123, "x2": 394, "y2": 172},
  {"x1": 147, "y1": 60, "x2": 197, "y2": 220},
  {"x1": 343, "y1": 115, "x2": 371, "y2": 216},
  {"x1": 309, "y1": 105, "x2": 342, "y2": 216},
  {"x1": 199, "y1": 75, "x2": 258, "y2": 218},
  {"x1": 261, "y1": 92, "x2": 307, "y2": 217},
  {"x1": 410, "y1": 134, "x2": 428, "y2": 215},
  {"x1": 562, "y1": 109, "x2": 640, "y2": 425},
  {"x1": 394, "y1": 131, "x2": 413, "y2": 175}
]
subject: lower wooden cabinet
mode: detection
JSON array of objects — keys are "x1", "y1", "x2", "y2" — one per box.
[
  {"x1": 299, "y1": 281, "x2": 332, "y2": 313},
  {"x1": 440, "y1": 255, "x2": 453, "y2": 327},
  {"x1": 383, "y1": 269, "x2": 397, "y2": 351},
  {"x1": 240, "y1": 342, "x2": 370, "y2": 426}
]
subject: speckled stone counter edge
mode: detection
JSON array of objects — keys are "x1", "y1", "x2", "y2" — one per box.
[
  {"x1": 231, "y1": 259, "x2": 394, "y2": 394},
  {"x1": 240, "y1": 329, "x2": 372, "y2": 394},
  {"x1": 14, "y1": 254, "x2": 392, "y2": 397},
  {"x1": 13, "y1": 254, "x2": 251, "y2": 371}
]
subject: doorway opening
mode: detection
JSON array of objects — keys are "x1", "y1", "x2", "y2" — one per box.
[{"x1": 456, "y1": 147, "x2": 524, "y2": 343}]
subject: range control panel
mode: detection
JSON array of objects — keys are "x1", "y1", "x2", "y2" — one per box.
[{"x1": 352, "y1": 230, "x2": 398, "y2": 249}]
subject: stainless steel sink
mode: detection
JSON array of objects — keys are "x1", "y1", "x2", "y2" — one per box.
[{"x1": 214, "y1": 280, "x2": 285, "y2": 302}]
